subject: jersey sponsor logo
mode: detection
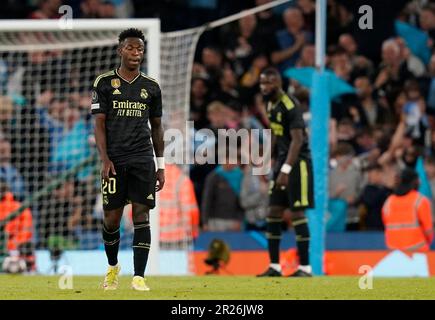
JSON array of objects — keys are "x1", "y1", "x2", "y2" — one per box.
[
  {"x1": 140, "y1": 88, "x2": 148, "y2": 99},
  {"x1": 113, "y1": 100, "x2": 147, "y2": 117},
  {"x1": 111, "y1": 78, "x2": 121, "y2": 89},
  {"x1": 112, "y1": 100, "x2": 148, "y2": 110}
]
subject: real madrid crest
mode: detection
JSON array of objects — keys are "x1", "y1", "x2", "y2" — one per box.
[
  {"x1": 140, "y1": 88, "x2": 148, "y2": 99},
  {"x1": 111, "y1": 78, "x2": 121, "y2": 89},
  {"x1": 91, "y1": 90, "x2": 98, "y2": 102}
]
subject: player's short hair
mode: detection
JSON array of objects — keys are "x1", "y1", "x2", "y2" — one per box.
[
  {"x1": 261, "y1": 67, "x2": 281, "y2": 79},
  {"x1": 118, "y1": 28, "x2": 145, "y2": 45}
]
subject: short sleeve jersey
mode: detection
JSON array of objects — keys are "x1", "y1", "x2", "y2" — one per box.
[
  {"x1": 267, "y1": 92, "x2": 311, "y2": 165},
  {"x1": 91, "y1": 69, "x2": 162, "y2": 165}
]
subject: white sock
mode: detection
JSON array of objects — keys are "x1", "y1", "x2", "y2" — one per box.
[
  {"x1": 270, "y1": 263, "x2": 282, "y2": 272},
  {"x1": 298, "y1": 265, "x2": 312, "y2": 274}
]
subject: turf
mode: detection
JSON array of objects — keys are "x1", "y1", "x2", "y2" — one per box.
[{"x1": 0, "y1": 275, "x2": 434, "y2": 300}]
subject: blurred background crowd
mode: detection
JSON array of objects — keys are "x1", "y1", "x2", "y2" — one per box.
[{"x1": 1, "y1": 0, "x2": 435, "y2": 261}]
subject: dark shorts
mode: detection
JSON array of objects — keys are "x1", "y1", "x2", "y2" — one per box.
[
  {"x1": 101, "y1": 161, "x2": 156, "y2": 211},
  {"x1": 269, "y1": 158, "x2": 314, "y2": 211}
]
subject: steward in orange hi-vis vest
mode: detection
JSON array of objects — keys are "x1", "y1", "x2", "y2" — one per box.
[
  {"x1": 159, "y1": 164, "x2": 199, "y2": 245},
  {"x1": 0, "y1": 192, "x2": 33, "y2": 251},
  {"x1": 382, "y1": 168, "x2": 434, "y2": 252}
]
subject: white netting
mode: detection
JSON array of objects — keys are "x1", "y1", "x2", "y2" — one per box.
[{"x1": 0, "y1": 23, "x2": 201, "y2": 274}]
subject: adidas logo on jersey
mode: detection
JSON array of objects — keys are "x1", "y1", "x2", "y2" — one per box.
[
  {"x1": 113, "y1": 89, "x2": 121, "y2": 95},
  {"x1": 147, "y1": 194, "x2": 154, "y2": 200}
]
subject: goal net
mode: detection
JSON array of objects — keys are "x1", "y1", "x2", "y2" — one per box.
[{"x1": 0, "y1": 19, "x2": 201, "y2": 275}]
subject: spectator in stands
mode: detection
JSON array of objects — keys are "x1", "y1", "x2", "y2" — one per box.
[
  {"x1": 382, "y1": 167, "x2": 433, "y2": 251},
  {"x1": 50, "y1": 105, "x2": 92, "y2": 171},
  {"x1": 402, "y1": 79, "x2": 428, "y2": 145},
  {"x1": 0, "y1": 96, "x2": 14, "y2": 139},
  {"x1": 326, "y1": 0, "x2": 353, "y2": 46},
  {"x1": 296, "y1": 44, "x2": 315, "y2": 68},
  {"x1": 395, "y1": 37, "x2": 425, "y2": 77},
  {"x1": 216, "y1": 67, "x2": 241, "y2": 111},
  {"x1": 354, "y1": 75, "x2": 388, "y2": 127},
  {"x1": 206, "y1": 101, "x2": 231, "y2": 131},
  {"x1": 374, "y1": 39, "x2": 413, "y2": 108},
  {"x1": 51, "y1": 103, "x2": 97, "y2": 232},
  {"x1": 271, "y1": 7, "x2": 314, "y2": 73},
  {"x1": 355, "y1": 128, "x2": 377, "y2": 156},
  {"x1": 35, "y1": 91, "x2": 68, "y2": 158},
  {"x1": 329, "y1": 47, "x2": 353, "y2": 82},
  {"x1": 225, "y1": 14, "x2": 264, "y2": 78},
  {"x1": 338, "y1": 33, "x2": 374, "y2": 78},
  {"x1": 358, "y1": 164, "x2": 392, "y2": 230},
  {"x1": 98, "y1": 0, "x2": 116, "y2": 18},
  {"x1": 255, "y1": 0, "x2": 283, "y2": 46},
  {"x1": 28, "y1": 0, "x2": 62, "y2": 19},
  {"x1": 201, "y1": 46, "x2": 225, "y2": 92},
  {"x1": 0, "y1": 135, "x2": 26, "y2": 201},
  {"x1": 239, "y1": 54, "x2": 269, "y2": 105},
  {"x1": 419, "y1": 3, "x2": 435, "y2": 48},
  {"x1": 421, "y1": 53, "x2": 435, "y2": 111},
  {"x1": 80, "y1": 0, "x2": 102, "y2": 18},
  {"x1": 297, "y1": 0, "x2": 315, "y2": 32},
  {"x1": 240, "y1": 102, "x2": 267, "y2": 146},
  {"x1": 337, "y1": 0, "x2": 409, "y2": 65},
  {"x1": 383, "y1": 115, "x2": 425, "y2": 173},
  {"x1": 329, "y1": 142, "x2": 363, "y2": 230},
  {"x1": 0, "y1": 178, "x2": 34, "y2": 271},
  {"x1": 190, "y1": 101, "x2": 229, "y2": 208},
  {"x1": 190, "y1": 76, "x2": 211, "y2": 130},
  {"x1": 38, "y1": 178, "x2": 83, "y2": 249},
  {"x1": 201, "y1": 150, "x2": 244, "y2": 231},
  {"x1": 335, "y1": 118, "x2": 357, "y2": 147},
  {"x1": 240, "y1": 161, "x2": 268, "y2": 231}
]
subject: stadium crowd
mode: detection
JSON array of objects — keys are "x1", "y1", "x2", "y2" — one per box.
[
  {"x1": 188, "y1": 0, "x2": 435, "y2": 234},
  {"x1": 0, "y1": 0, "x2": 435, "y2": 261}
]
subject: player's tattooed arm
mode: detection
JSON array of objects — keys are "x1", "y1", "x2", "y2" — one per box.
[
  {"x1": 94, "y1": 113, "x2": 116, "y2": 182},
  {"x1": 150, "y1": 117, "x2": 165, "y2": 191}
]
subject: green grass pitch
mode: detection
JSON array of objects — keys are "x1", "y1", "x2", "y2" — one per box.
[{"x1": 0, "y1": 275, "x2": 434, "y2": 300}]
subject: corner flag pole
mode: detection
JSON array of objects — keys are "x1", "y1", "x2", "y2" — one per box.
[{"x1": 307, "y1": 0, "x2": 328, "y2": 275}]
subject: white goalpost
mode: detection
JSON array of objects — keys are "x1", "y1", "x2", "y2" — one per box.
[{"x1": 0, "y1": 19, "x2": 166, "y2": 275}]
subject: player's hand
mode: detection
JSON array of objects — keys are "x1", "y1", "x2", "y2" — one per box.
[
  {"x1": 156, "y1": 169, "x2": 165, "y2": 192},
  {"x1": 275, "y1": 172, "x2": 289, "y2": 191},
  {"x1": 101, "y1": 158, "x2": 116, "y2": 182}
]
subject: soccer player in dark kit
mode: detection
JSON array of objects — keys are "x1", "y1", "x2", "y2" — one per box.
[
  {"x1": 257, "y1": 68, "x2": 314, "y2": 277},
  {"x1": 91, "y1": 28, "x2": 165, "y2": 291}
]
